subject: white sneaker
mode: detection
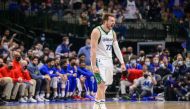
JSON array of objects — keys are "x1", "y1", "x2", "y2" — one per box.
[
  {"x1": 36, "y1": 96, "x2": 44, "y2": 102},
  {"x1": 24, "y1": 97, "x2": 28, "y2": 101},
  {"x1": 93, "y1": 102, "x2": 107, "y2": 109},
  {"x1": 19, "y1": 98, "x2": 27, "y2": 103},
  {"x1": 28, "y1": 97, "x2": 37, "y2": 103},
  {"x1": 40, "y1": 97, "x2": 50, "y2": 102}
]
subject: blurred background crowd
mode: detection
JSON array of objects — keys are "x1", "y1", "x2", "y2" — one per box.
[{"x1": 0, "y1": 0, "x2": 190, "y2": 105}]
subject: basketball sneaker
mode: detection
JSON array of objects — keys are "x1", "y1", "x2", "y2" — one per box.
[{"x1": 93, "y1": 101, "x2": 107, "y2": 109}]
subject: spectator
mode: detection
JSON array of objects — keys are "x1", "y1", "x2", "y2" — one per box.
[
  {"x1": 126, "y1": 56, "x2": 142, "y2": 70},
  {"x1": 162, "y1": 56, "x2": 173, "y2": 72},
  {"x1": 155, "y1": 60, "x2": 172, "y2": 78},
  {"x1": 120, "y1": 69, "x2": 143, "y2": 99},
  {"x1": 27, "y1": 56, "x2": 51, "y2": 102},
  {"x1": 78, "y1": 38, "x2": 91, "y2": 67},
  {"x1": 124, "y1": 0, "x2": 141, "y2": 21},
  {"x1": 0, "y1": 60, "x2": 14, "y2": 101},
  {"x1": 150, "y1": 56, "x2": 160, "y2": 73},
  {"x1": 144, "y1": 57, "x2": 154, "y2": 73},
  {"x1": 11, "y1": 60, "x2": 37, "y2": 103},
  {"x1": 78, "y1": 11, "x2": 89, "y2": 37},
  {"x1": 129, "y1": 65, "x2": 157, "y2": 98},
  {"x1": 154, "y1": 45, "x2": 164, "y2": 58},
  {"x1": 123, "y1": 46, "x2": 136, "y2": 64},
  {"x1": 137, "y1": 50, "x2": 146, "y2": 65},
  {"x1": 55, "y1": 36, "x2": 70, "y2": 57}
]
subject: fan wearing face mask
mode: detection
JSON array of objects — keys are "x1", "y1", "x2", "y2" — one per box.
[
  {"x1": 155, "y1": 61, "x2": 171, "y2": 78},
  {"x1": 150, "y1": 56, "x2": 160, "y2": 73},
  {"x1": 78, "y1": 38, "x2": 91, "y2": 68},
  {"x1": 173, "y1": 54, "x2": 187, "y2": 79},
  {"x1": 126, "y1": 56, "x2": 142, "y2": 70},
  {"x1": 0, "y1": 60, "x2": 14, "y2": 102},
  {"x1": 144, "y1": 58, "x2": 154, "y2": 73},
  {"x1": 129, "y1": 65, "x2": 157, "y2": 98},
  {"x1": 55, "y1": 36, "x2": 70, "y2": 57}
]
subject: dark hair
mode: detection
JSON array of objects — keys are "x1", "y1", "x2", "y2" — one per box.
[
  {"x1": 69, "y1": 57, "x2": 76, "y2": 62},
  {"x1": 31, "y1": 56, "x2": 39, "y2": 61},
  {"x1": 60, "y1": 59, "x2": 67, "y2": 66},
  {"x1": 102, "y1": 13, "x2": 115, "y2": 22},
  {"x1": 79, "y1": 60, "x2": 85, "y2": 65},
  {"x1": 46, "y1": 58, "x2": 54, "y2": 63},
  {"x1": 78, "y1": 53, "x2": 86, "y2": 58}
]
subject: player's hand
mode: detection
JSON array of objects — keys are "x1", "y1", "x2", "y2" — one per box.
[
  {"x1": 121, "y1": 63, "x2": 126, "y2": 71},
  {"x1": 92, "y1": 66, "x2": 99, "y2": 73}
]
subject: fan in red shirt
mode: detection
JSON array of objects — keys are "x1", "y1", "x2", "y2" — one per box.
[
  {"x1": 12, "y1": 52, "x2": 22, "y2": 71},
  {"x1": 0, "y1": 59, "x2": 13, "y2": 101},
  {"x1": 120, "y1": 68, "x2": 143, "y2": 96},
  {"x1": 11, "y1": 58, "x2": 37, "y2": 103}
]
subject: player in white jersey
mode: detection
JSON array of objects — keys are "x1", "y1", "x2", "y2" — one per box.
[{"x1": 91, "y1": 13, "x2": 126, "y2": 109}]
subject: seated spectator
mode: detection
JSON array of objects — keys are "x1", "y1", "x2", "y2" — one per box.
[
  {"x1": 126, "y1": 56, "x2": 142, "y2": 70},
  {"x1": 120, "y1": 68, "x2": 143, "y2": 99},
  {"x1": 123, "y1": 46, "x2": 136, "y2": 64},
  {"x1": 129, "y1": 65, "x2": 157, "y2": 98},
  {"x1": 0, "y1": 60, "x2": 13, "y2": 102},
  {"x1": 11, "y1": 60, "x2": 37, "y2": 103},
  {"x1": 27, "y1": 56, "x2": 51, "y2": 102},
  {"x1": 144, "y1": 57, "x2": 154, "y2": 73},
  {"x1": 78, "y1": 38, "x2": 91, "y2": 67},
  {"x1": 162, "y1": 56, "x2": 173, "y2": 72},
  {"x1": 155, "y1": 61, "x2": 172, "y2": 78},
  {"x1": 55, "y1": 36, "x2": 70, "y2": 57},
  {"x1": 150, "y1": 56, "x2": 160, "y2": 73},
  {"x1": 137, "y1": 50, "x2": 146, "y2": 65},
  {"x1": 173, "y1": 57, "x2": 186, "y2": 79}
]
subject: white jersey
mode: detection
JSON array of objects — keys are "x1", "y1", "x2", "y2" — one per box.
[{"x1": 96, "y1": 26, "x2": 114, "y2": 59}]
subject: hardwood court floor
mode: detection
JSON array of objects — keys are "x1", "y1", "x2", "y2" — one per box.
[{"x1": 0, "y1": 101, "x2": 190, "y2": 109}]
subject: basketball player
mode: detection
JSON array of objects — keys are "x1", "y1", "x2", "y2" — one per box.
[{"x1": 91, "y1": 13, "x2": 126, "y2": 109}]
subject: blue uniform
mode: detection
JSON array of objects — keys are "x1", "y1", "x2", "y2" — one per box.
[
  {"x1": 39, "y1": 64, "x2": 58, "y2": 78},
  {"x1": 66, "y1": 65, "x2": 77, "y2": 92},
  {"x1": 77, "y1": 67, "x2": 97, "y2": 92}
]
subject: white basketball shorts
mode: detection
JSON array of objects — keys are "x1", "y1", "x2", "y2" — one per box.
[{"x1": 96, "y1": 58, "x2": 114, "y2": 85}]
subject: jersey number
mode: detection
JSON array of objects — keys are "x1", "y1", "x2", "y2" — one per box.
[{"x1": 106, "y1": 45, "x2": 112, "y2": 51}]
